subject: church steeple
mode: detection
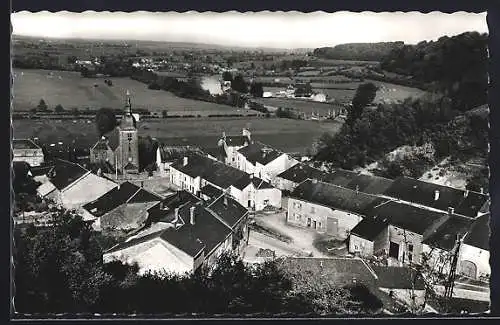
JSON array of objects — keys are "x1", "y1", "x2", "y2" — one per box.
[{"x1": 125, "y1": 90, "x2": 132, "y2": 116}]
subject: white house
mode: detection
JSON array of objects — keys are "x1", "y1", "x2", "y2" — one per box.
[
  {"x1": 236, "y1": 141, "x2": 299, "y2": 182},
  {"x1": 36, "y1": 159, "x2": 117, "y2": 210},
  {"x1": 169, "y1": 153, "x2": 282, "y2": 211},
  {"x1": 458, "y1": 213, "x2": 490, "y2": 280},
  {"x1": 103, "y1": 194, "x2": 249, "y2": 276},
  {"x1": 287, "y1": 179, "x2": 385, "y2": 239},
  {"x1": 217, "y1": 129, "x2": 252, "y2": 168}
]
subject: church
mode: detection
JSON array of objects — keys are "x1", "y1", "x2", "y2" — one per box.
[{"x1": 90, "y1": 90, "x2": 140, "y2": 177}]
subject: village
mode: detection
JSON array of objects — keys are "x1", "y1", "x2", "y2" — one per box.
[{"x1": 13, "y1": 87, "x2": 491, "y2": 313}]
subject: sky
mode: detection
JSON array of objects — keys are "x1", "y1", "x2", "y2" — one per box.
[{"x1": 11, "y1": 11, "x2": 488, "y2": 49}]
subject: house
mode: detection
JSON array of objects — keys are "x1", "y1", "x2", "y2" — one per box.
[
  {"x1": 81, "y1": 181, "x2": 163, "y2": 231},
  {"x1": 103, "y1": 193, "x2": 249, "y2": 276},
  {"x1": 155, "y1": 145, "x2": 202, "y2": 176},
  {"x1": 272, "y1": 163, "x2": 335, "y2": 192},
  {"x1": 236, "y1": 141, "x2": 299, "y2": 182},
  {"x1": 349, "y1": 217, "x2": 390, "y2": 258},
  {"x1": 169, "y1": 153, "x2": 282, "y2": 211},
  {"x1": 13, "y1": 139, "x2": 45, "y2": 167},
  {"x1": 287, "y1": 179, "x2": 387, "y2": 239},
  {"x1": 459, "y1": 213, "x2": 490, "y2": 280},
  {"x1": 217, "y1": 129, "x2": 252, "y2": 168},
  {"x1": 36, "y1": 159, "x2": 117, "y2": 210},
  {"x1": 354, "y1": 201, "x2": 453, "y2": 266},
  {"x1": 90, "y1": 91, "x2": 140, "y2": 176},
  {"x1": 279, "y1": 257, "x2": 425, "y2": 312},
  {"x1": 421, "y1": 214, "x2": 473, "y2": 276},
  {"x1": 383, "y1": 177, "x2": 489, "y2": 218},
  {"x1": 331, "y1": 173, "x2": 394, "y2": 195}
]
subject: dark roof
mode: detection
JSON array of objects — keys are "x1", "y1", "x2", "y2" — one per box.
[
  {"x1": 48, "y1": 159, "x2": 89, "y2": 190},
  {"x1": 366, "y1": 201, "x2": 448, "y2": 235},
  {"x1": 343, "y1": 174, "x2": 394, "y2": 195},
  {"x1": 13, "y1": 161, "x2": 31, "y2": 179},
  {"x1": 224, "y1": 135, "x2": 250, "y2": 147},
  {"x1": 276, "y1": 163, "x2": 335, "y2": 184},
  {"x1": 102, "y1": 128, "x2": 120, "y2": 150},
  {"x1": 383, "y1": 177, "x2": 488, "y2": 218},
  {"x1": 147, "y1": 190, "x2": 202, "y2": 223},
  {"x1": 232, "y1": 174, "x2": 274, "y2": 191},
  {"x1": 203, "y1": 146, "x2": 227, "y2": 160},
  {"x1": 350, "y1": 218, "x2": 388, "y2": 241},
  {"x1": 124, "y1": 162, "x2": 138, "y2": 170},
  {"x1": 200, "y1": 184, "x2": 223, "y2": 199},
  {"x1": 327, "y1": 169, "x2": 359, "y2": 187},
  {"x1": 158, "y1": 145, "x2": 202, "y2": 162},
  {"x1": 107, "y1": 201, "x2": 232, "y2": 258},
  {"x1": 423, "y1": 215, "x2": 473, "y2": 251},
  {"x1": 88, "y1": 161, "x2": 116, "y2": 174},
  {"x1": 119, "y1": 113, "x2": 137, "y2": 130},
  {"x1": 206, "y1": 195, "x2": 248, "y2": 228},
  {"x1": 291, "y1": 179, "x2": 387, "y2": 215},
  {"x1": 371, "y1": 266, "x2": 425, "y2": 290},
  {"x1": 30, "y1": 165, "x2": 54, "y2": 177},
  {"x1": 237, "y1": 142, "x2": 283, "y2": 166},
  {"x1": 170, "y1": 153, "x2": 250, "y2": 190},
  {"x1": 463, "y1": 213, "x2": 490, "y2": 250},
  {"x1": 13, "y1": 139, "x2": 41, "y2": 150},
  {"x1": 83, "y1": 181, "x2": 160, "y2": 217}
]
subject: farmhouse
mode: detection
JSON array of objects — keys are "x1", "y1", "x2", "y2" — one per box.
[
  {"x1": 36, "y1": 159, "x2": 117, "y2": 210},
  {"x1": 90, "y1": 91, "x2": 140, "y2": 176},
  {"x1": 103, "y1": 193, "x2": 249, "y2": 276},
  {"x1": 458, "y1": 213, "x2": 490, "y2": 280},
  {"x1": 155, "y1": 145, "x2": 202, "y2": 176},
  {"x1": 13, "y1": 139, "x2": 45, "y2": 167},
  {"x1": 236, "y1": 141, "x2": 299, "y2": 182},
  {"x1": 169, "y1": 153, "x2": 282, "y2": 211},
  {"x1": 382, "y1": 176, "x2": 489, "y2": 219},
  {"x1": 81, "y1": 181, "x2": 163, "y2": 231},
  {"x1": 287, "y1": 179, "x2": 386, "y2": 239},
  {"x1": 350, "y1": 201, "x2": 454, "y2": 266},
  {"x1": 272, "y1": 163, "x2": 335, "y2": 192}
]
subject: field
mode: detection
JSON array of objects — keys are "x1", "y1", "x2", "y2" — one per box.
[
  {"x1": 12, "y1": 69, "x2": 260, "y2": 117},
  {"x1": 13, "y1": 117, "x2": 342, "y2": 155}
]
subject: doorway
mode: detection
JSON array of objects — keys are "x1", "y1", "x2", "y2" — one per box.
[
  {"x1": 389, "y1": 242, "x2": 400, "y2": 259},
  {"x1": 313, "y1": 220, "x2": 317, "y2": 229}
]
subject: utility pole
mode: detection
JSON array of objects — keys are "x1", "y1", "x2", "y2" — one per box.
[{"x1": 444, "y1": 234, "x2": 461, "y2": 299}]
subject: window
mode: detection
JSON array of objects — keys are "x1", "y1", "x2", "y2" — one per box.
[
  {"x1": 318, "y1": 222, "x2": 321, "y2": 228},
  {"x1": 408, "y1": 244, "x2": 414, "y2": 252},
  {"x1": 127, "y1": 134, "x2": 133, "y2": 140},
  {"x1": 408, "y1": 254, "x2": 413, "y2": 263},
  {"x1": 264, "y1": 199, "x2": 269, "y2": 206}
]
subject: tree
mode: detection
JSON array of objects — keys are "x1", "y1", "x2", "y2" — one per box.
[
  {"x1": 37, "y1": 99, "x2": 48, "y2": 111},
  {"x1": 222, "y1": 71, "x2": 233, "y2": 82},
  {"x1": 346, "y1": 82, "x2": 378, "y2": 126},
  {"x1": 232, "y1": 74, "x2": 248, "y2": 93},
  {"x1": 138, "y1": 136, "x2": 157, "y2": 171},
  {"x1": 95, "y1": 108, "x2": 118, "y2": 136},
  {"x1": 54, "y1": 104, "x2": 64, "y2": 113},
  {"x1": 250, "y1": 82, "x2": 264, "y2": 97},
  {"x1": 161, "y1": 110, "x2": 168, "y2": 118}
]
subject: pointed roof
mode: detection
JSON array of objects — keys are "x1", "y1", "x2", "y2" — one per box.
[{"x1": 119, "y1": 90, "x2": 137, "y2": 130}]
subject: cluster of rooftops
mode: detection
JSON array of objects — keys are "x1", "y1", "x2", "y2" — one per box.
[{"x1": 278, "y1": 162, "x2": 490, "y2": 252}]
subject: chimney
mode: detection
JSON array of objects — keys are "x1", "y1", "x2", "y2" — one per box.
[
  {"x1": 183, "y1": 156, "x2": 188, "y2": 166},
  {"x1": 223, "y1": 195, "x2": 228, "y2": 207},
  {"x1": 311, "y1": 178, "x2": 318, "y2": 184},
  {"x1": 434, "y1": 190, "x2": 440, "y2": 201},
  {"x1": 190, "y1": 206, "x2": 196, "y2": 225},
  {"x1": 464, "y1": 190, "x2": 469, "y2": 198},
  {"x1": 140, "y1": 181, "x2": 144, "y2": 188},
  {"x1": 174, "y1": 207, "x2": 179, "y2": 222},
  {"x1": 448, "y1": 207, "x2": 455, "y2": 215},
  {"x1": 222, "y1": 131, "x2": 226, "y2": 139},
  {"x1": 249, "y1": 173, "x2": 254, "y2": 179},
  {"x1": 355, "y1": 185, "x2": 360, "y2": 193},
  {"x1": 480, "y1": 187, "x2": 484, "y2": 194},
  {"x1": 159, "y1": 201, "x2": 164, "y2": 210}
]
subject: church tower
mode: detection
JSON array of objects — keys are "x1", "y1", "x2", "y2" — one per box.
[{"x1": 117, "y1": 90, "x2": 139, "y2": 175}]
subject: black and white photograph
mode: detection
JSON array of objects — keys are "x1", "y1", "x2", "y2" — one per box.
[{"x1": 10, "y1": 10, "x2": 491, "y2": 317}]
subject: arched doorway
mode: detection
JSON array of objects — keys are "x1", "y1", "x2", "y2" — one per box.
[{"x1": 460, "y1": 260, "x2": 478, "y2": 279}]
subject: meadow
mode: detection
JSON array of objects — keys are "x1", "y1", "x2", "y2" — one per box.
[
  {"x1": 12, "y1": 69, "x2": 260, "y2": 117},
  {"x1": 13, "y1": 117, "x2": 342, "y2": 155}
]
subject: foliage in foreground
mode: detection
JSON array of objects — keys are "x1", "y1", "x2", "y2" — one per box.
[{"x1": 14, "y1": 211, "x2": 383, "y2": 315}]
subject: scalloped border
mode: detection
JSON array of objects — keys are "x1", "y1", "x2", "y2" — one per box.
[{"x1": 9, "y1": 9, "x2": 493, "y2": 319}]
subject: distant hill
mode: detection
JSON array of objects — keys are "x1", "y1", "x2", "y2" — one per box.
[{"x1": 312, "y1": 42, "x2": 404, "y2": 61}]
